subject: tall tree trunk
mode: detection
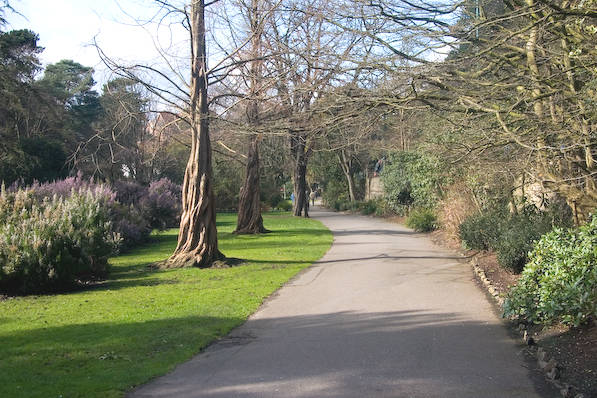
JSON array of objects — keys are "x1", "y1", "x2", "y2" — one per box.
[
  {"x1": 166, "y1": 0, "x2": 222, "y2": 268},
  {"x1": 235, "y1": 134, "x2": 267, "y2": 233},
  {"x1": 291, "y1": 133, "x2": 309, "y2": 217},
  {"x1": 235, "y1": 0, "x2": 267, "y2": 234},
  {"x1": 338, "y1": 149, "x2": 356, "y2": 202}
]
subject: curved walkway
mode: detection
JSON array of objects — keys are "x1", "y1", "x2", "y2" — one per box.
[{"x1": 130, "y1": 207, "x2": 556, "y2": 397}]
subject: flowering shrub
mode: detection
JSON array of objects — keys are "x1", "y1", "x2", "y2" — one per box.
[
  {"x1": 503, "y1": 217, "x2": 597, "y2": 327},
  {"x1": 141, "y1": 178, "x2": 181, "y2": 230},
  {"x1": 113, "y1": 178, "x2": 181, "y2": 246},
  {"x1": 0, "y1": 187, "x2": 120, "y2": 294},
  {"x1": 29, "y1": 172, "x2": 116, "y2": 204}
]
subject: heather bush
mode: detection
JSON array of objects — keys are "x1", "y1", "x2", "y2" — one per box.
[
  {"x1": 503, "y1": 217, "x2": 597, "y2": 327},
  {"x1": 0, "y1": 187, "x2": 120, "y2": 294},
  {"x1": 29, "y1": 172, "x2": 116, "y2": 204},
  {"x1": 114, "y1": 178, "x2": 181, "y2": 232},
  {"x1": 113, "y1": 180, "x2": 147, "y2": 205},
  {"x1": 141, "y1": 178, "x2": 181, "y2": 230},
  {"x1": 5, "y1": 176, "x2": 181, "y2": 254}
]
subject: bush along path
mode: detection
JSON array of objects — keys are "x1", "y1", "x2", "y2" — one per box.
[
  {"x1": 130, "y1": 207, "x2": 558, "y2": 398},
  {"x1": 0, "y1": 213, "x2": 332, "y2": 398},
  {"x1": 470, "y1": 217, "x2": 597, "y2": 398}
]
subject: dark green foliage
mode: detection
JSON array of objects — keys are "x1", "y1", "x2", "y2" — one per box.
[
  {"x1": 213, "y1": 152, "x2": 243, "y2": 211},
  {"x1": 328, "y1": 199, "x2": 385, "y2": 216},
  {"x1": 459, "y1": 202, "x2": 573, "y2": 273},
  {"x1": 503, "y1": 217, "x2": 597, "y2": 326},
  {"x1": 406, "y1": 208, "x2": 438, "y2": 232},
  {"x1": 268, "y1": 193, "x2": 282, "y2": 209},
  {"x1": 0, "y1": 187, "x2": 120, "y2": 294},
  {"x1": 360, "y1": 200, "x2": 378, "y2": 215},
  {"x1": 276, "y1": 200, "x2": 292, "y2": 211},
  {"x1": 458, "y1": 208, "x2": 505, "y2": 250},
  {"x1": 381, "y1": 151, "x2": 443, "y2": 214}
]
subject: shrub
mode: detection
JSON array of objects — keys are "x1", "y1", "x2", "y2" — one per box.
[
  {"x1": 112, "y1": 178, "x2": 181, "y2": 246},
  {"x1": 360, "y1": 200, "x2": 378, "y2": 215},
  {"x1": 29, "y1": 173, "x2": 117, "y2": 204},
  {"x1": 269, "y1": 194, "x2": 282, "y2": 209},
  {"x1": 503, "y1": 217, "x2": 597, "y2": 327},
  {"x1": 459, "y1": 202, "x2": 573, "y2": 273},
  {"x1": 493, "y1": 212, "x2": 549, "y2": 273},
  {"x1": 276, "y1": 200, "x2": 292, "y2": 211},
  {"x1": 381, "y1": 151, "x2": 443, "y2": 214},
  {"x1": 141, "y1": 178, "x2": 181, "y2": 230},
  {"x1": 374, "y1": 199, "x2": 392, "y2": 216},
  {"x1": 459, "y1": 208, "x2": 505, "y2": 251},
  {"x1": 406, "y1": 208, "x2": 438, "y2": 232},
  {"x1": 0, "y1": 188, "x2": 120, "y2": 294}
]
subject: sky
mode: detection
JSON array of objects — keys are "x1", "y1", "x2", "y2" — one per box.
[{"x1": 6, "y1": 0, "x2": 189, "y2": 86}]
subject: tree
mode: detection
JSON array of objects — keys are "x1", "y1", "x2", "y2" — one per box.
[
  {"x1": 233, "y1": 0, "x2": 271, "y2": 234},
  {"x1": 167, "y1": 0, "x2": 223, "y2": 267},
  {"x1": 0, "y1": 29, "x2": 71, "y2": 184},
  {"x1": 262, "y1": 0, "x2": 369, "y2": 216}
]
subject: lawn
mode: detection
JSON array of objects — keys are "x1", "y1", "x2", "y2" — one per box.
[{"x1": 0, "y1": 213, "x2": 332, "y2": 398}]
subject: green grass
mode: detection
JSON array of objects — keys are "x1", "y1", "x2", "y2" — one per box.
[{"x1": 0, "y1": 213, "x2": 332, "y2": 398}]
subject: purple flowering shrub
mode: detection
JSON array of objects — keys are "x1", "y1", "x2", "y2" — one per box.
[
  {"x1": 141, "y1": 178, "x2": 181, "y2": 230},
  {"x1": 0, "y1": 187, "x2": 120, "y2": 294},
  {"x1": 28, "y1": 172, "x2": 116, "y2": 204},
  {"x1": 0, "y1": 175, "x2": 182, "y2": 293}
]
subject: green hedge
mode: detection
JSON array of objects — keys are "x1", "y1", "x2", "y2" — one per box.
[{"x1": 459, "y1": 204, "x2": 572, "y2": 273}]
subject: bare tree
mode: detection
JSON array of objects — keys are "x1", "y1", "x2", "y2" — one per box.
[
  {"x1": 233, "y1": 0, "x2": 273, "y2": 234},
  {"x1": 100, "y1": 0, "x2": 228, "y2": 267}
]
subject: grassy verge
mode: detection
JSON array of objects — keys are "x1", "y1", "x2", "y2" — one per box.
[{"x1": 0, "y1": 213, "x2": 332, "y2": 398}]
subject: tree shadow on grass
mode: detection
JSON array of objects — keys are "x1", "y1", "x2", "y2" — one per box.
[
  {"x1": 0, "y1": 315, "x2": 245, "y2": 398},
  {"x1": 0, "y1": 310, "x2": 558, "y2": 398}
]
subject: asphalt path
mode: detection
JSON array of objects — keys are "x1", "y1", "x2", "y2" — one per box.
[{"x1": 130, "y1": 207, "x2": 556, "y2": 397}]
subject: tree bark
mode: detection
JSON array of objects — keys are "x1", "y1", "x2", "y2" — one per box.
[
  {"x1": 235, "y1": 134, "x2": 267, "y2": 233},
  {"x1": 338, "y1": 149, "x2": 356, "y2": 202},
  {"x1": 235, "y1": 0, "x2": 267, "y2": 234},
  {"x1": 166, "y1": 0, "x2": 223, "y2": 268},
  {"x1": 291, "y1": 133, "x2": 309, "y2": 217}
]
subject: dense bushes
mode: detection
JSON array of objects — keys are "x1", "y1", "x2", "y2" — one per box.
[
  {"x1": 0, "y1": 176, "x2": 182, "y2": 294},
  {"x1": 0, "y1": 188, "x2": 120, "y2": 294},
  {"x1": 503, "y1": 217, "x2": 597, "y2": 326},
  {"x1": 330, "y1": 199, "x2": 385, "y2": 215},
  {"x1": 406, "y1": 208, "x2": 438, "y2": 232},
  {"x1": 459, "y1": 203, "x2": 573, "y2": 273},
  {"x1": 114, "y1": 178, "x2": 181, "y2": 247},
  {"x1": 381, "y1": 151, "x2": 443, "y2": 215}
]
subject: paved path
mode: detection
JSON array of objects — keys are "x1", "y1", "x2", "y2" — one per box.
[{"x1": 130, "y1": 208, "x2": 556, "y2": 397}]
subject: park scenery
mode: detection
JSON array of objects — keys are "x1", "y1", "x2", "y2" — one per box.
[{"x1": 0, "y1": 0, "x2": 596, "y2": 397}]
